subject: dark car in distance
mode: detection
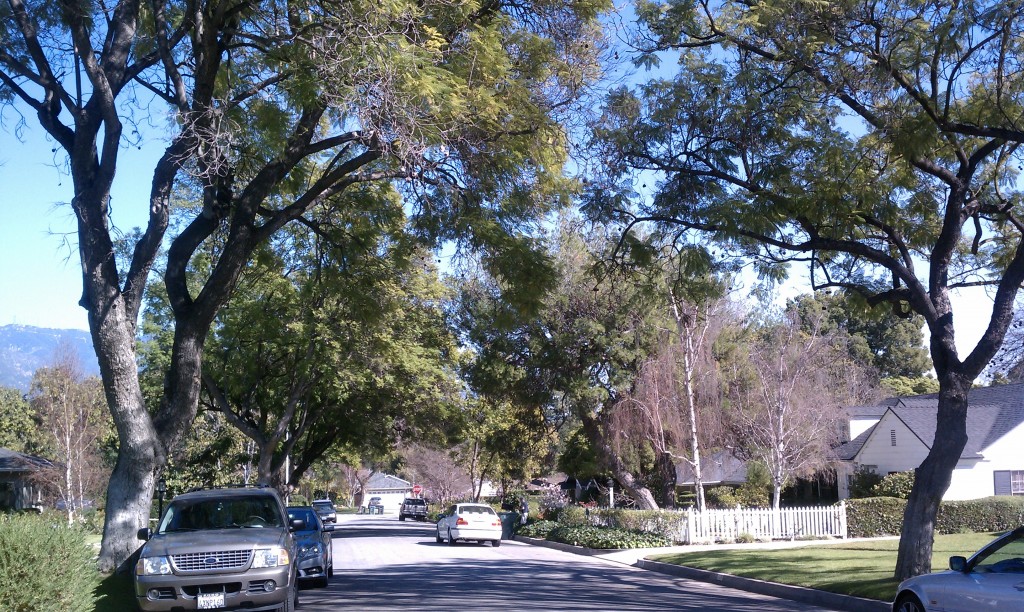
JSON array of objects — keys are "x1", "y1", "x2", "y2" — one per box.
[
  {"x1": 134, "y1": 485, "x2": 302, "y2": 612},
  {"x1": 311, "y1": 499, "x2": 337, "y2": 524},
  {"x1": 399, "y1": 497, "x2": 428, "y2": 522},
  {"x1": 287, "y1": 506, "x2": 334, "y2": 588}
]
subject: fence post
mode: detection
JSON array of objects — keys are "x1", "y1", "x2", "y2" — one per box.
[
  {"x1": 839, "y1": 500, "x2": 848, "y2": 539},
  {"x1": 686, "y1": 506, "x2": 695, "y2": 544}
]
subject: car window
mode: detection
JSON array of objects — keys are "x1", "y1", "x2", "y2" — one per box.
[
  {"x1": 458, "y1": 505, "x2": 495, "y2": 515},
  {"x1": 288, "y1": 508, "x2": 319, "y2": 528},
  {"x1": 160, "y1": 496, "x2": 283, "y2": 532},
  {"x1": 974, "y1": 532, "x2": 1024, "y2": 573}
]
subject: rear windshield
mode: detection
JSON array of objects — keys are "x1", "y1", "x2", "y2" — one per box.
[
  {"x1": 160, "y1": 496, "x2": 284, "y2": 532},
  {"x1": 458, "y1": 505, "x2": 496, "y2": 515},
  {"x1": 404, "y1": 499, "x2": 425, "y2": 505},
  {"x1": 312, "y1": 502, "x2": 334, "y2": 511}
]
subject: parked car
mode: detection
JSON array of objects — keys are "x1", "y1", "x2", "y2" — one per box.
[
  {"x1": 893, "y1": 526, "x2": 1024, "y2": 612},
  {"x1": 399, "y1": 497, "x2": 428, "y2": 522},
  {"x1": 134, "y1": 485, "x2": 302, "y2": 612},
  {"x1": 367, "y1": 496, "x2": 383, "y2": 513},
  {"x1": 435, "y1": 503, "x2": 502, "y2": 547},
  {"x1": 311, "y1": 499, "x2": 337, "y2": 524},
  {"x1": 287, "y1": 505, "x2": 334, "y2": 588}
]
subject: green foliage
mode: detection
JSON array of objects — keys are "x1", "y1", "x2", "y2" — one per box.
[
  {"x1": 871, "y1": 471, "x2": 915, "y2": 499},
  {"x1": 557, "y1": 505, "x2": 589, "y2": 527},
  {"x1": 0, "y1": 514, "x2": 99, "y2": 611},
  {"x1": 705, "y1": 486, "x2": 739, "y2": 509},
  {"x1": 848, "y1": 496, "x2": 1024, "y2": 537},
  {"x1": 0, "y1": 387, "x2": 41, "y2": 454},
  {"x1": 936, "y1": 497, "x2": 1024, "y2": 534},
  {"x1": 518, "y1": 520, "x2": 558, "y2": 539},
  {"x1": 736, "y1": 462, "x2": 772, "y2": 508},
  {"x1": 845, "y1": 497, "x2": 907, "y2": 538},
  {"x1": 848, "y1": 467, "x2": 884, "y2": 499},
  {"x1": 546, "y1": 524, "x2": 671, "y2": 549},
  {"x1": 586, "y1": 508, "x2": 686, "y2": 542},
  {"x1": 881, "y1": 376, "x2": 940, "y2": 397},
  {"x1": 735, "y1": 532, "x2": 756, "y2": 544}
]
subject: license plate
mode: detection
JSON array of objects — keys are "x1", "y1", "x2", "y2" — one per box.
[{"x1": 197, "y1": 593, "x2": 225, "y2": 609}]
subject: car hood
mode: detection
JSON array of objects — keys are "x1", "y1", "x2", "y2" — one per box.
[
  {"x1": 899, "y1": 570, "x2": 957, "y2": 591},
  {"x1": 293, "y1": 529, "x2": 322, "y2": 542},
  {"x1": 143, "y1": 528, "x2": 289, "y2": 556}
]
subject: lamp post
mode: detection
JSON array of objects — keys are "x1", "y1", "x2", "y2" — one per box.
[
  {"x1": 607, "y1": 479, "x2": 615, "y2": 509},
  {"x1": 156, "y1": 477, "x2": 167, "y2": 520}
]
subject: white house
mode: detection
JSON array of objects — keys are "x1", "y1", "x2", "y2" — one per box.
[
  {"x1": 359, "y1": 473, "x2": 412, "y2": 512},
  {"x1": 837, "y1": 382, "x2": 1024, "y2": 500}
]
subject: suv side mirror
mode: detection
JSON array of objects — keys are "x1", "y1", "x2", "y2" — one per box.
[
  {"x1": 137, "y1": 527, "x2": 153, "y2": 541},
  {"x1": 949, "y1": 556, "x2": 967, "y2": 572},
  {"x1": 290, "y1": 518, "x2": 306, "y2": 531}
]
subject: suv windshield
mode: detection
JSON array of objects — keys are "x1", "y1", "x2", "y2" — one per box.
[
  {"x1": 159, "y1": 495, "x2": 285, "y2": 532},
  {"x1": 312, "y1": 501, "x2": 334, "y2": 512}
]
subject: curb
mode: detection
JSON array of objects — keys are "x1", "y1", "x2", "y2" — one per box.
[{"x1": 513, "y1": 536, "x2": 890, "y2": 612}]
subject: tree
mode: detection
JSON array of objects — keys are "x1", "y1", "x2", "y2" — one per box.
[
  {"x1": 0, "y1": 387, "x2": 42, "y2": 454},
  {"x1": 724, "y1": 312, "x2": 875, "y2": 509},
  {"x1": 591, "y1": 0, "x2": 1024, "y2": 579},
  {"x1": 2, "y1": 0, "x2": 607, "y2": 569},
  {"x1": 27, "y1": 343, "x2": 111, "y2": 524}
]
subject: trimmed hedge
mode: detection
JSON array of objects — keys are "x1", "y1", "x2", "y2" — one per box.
[
  {"x1": 0, "y1": 514, "x2": 99, "y2": 611},
  {"x1": 547, "y1": 524, "x2": 672, "y2": 549},
  {"x1": 585, "y1": 508, "x2": 686, "y2": 543},
  {"x1": 846, "y1": 496, "x2": 1024, "y2": 537},
  {"x1": 518, "y1": 520, "x2": 558, "y2": 539}
]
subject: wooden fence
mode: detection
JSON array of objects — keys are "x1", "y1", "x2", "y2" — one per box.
[{"x1": 683, "y1": 502, "x2": 848, "y2": 543}]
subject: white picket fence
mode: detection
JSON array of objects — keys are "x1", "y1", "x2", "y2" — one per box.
[{"x1": 682, "y1": 502, "x2": 848, "y2": 544}]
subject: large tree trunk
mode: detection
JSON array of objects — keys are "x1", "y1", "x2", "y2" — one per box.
[
  {"x1": 894, "y1": 374, "x2": 970, "y2": 580},
  {"x1": 580, "y1": 412, "x2": 659, "y2": 509}
]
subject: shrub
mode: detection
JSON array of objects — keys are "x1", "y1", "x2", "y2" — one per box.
[
  {"x1": 518, "y1": 520, "x2": 558, "y2": 539},
  {"x1": 936, "y1": 497, "x2": 1024, "y2": 534},
  {"x1": 538, "y1": 489, "x2": 569, "y2": 520},
  {"x1": 557, "y1": 504, "x2": 588, "y2": 526},
  {"x1": 845, "y1": 497, "x2": 906, "y2": 537},
  {"x1": 547, "y1": 524, "x2": 671, "y2": 549},
  {"x1": 705, "y1": 486, "x2": 739, "y2": 508},
  {"x1": 871, "y1": 471, "x2": 915, "y2": 499},
  {"x1": 735, "y1": 532, "x2": 755, "y2": 543},
  {"x1": 0, "y1": 514, "x2": 99, "y2": 611},
  {"x1": 586, "y1": 508, "x2": 686, "y2": 543},
  {"x1": 848, "y1": 466, "x2": 883, "y2": 499}
]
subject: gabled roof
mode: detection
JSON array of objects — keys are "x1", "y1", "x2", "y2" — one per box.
[
  {"x1": 677, "y1": 450, "x2": 747, "y2": 486},
  {"x1": 0, "y1": 447, "x2": 52, "y2": 473},
  {"x1": 364, "y1": 472, "x2": 411, "y2": 491},
  {"x1": 839, "y1": 382, "x2": 1024, "y2": 462}
]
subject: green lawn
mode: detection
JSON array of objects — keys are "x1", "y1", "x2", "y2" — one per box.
[{"x1": 648, "y1": 532, "x2": 998, "y2": 602}]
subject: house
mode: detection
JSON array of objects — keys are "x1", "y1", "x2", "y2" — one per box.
[
  {"x1": 676, "y1": 450, "x2": 748, "y2": 489},
  {"x1": 356, "y1": 473, "x2": 412, "y2": 512},
  {"x1": 0, "y1": 447, "x2": 51, "y2": 511},
  {"x1": 837, "y1": 382, "x2": 1024, "y2": 500}
]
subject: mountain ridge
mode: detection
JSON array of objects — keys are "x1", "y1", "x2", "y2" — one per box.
[{"x1": 0, "y1": 324, "x2": 99, "y2": 392}]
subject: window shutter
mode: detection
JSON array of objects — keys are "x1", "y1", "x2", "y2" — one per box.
[{"x1": 994, "y1": 471, "x2": 1012, "y2": 496}]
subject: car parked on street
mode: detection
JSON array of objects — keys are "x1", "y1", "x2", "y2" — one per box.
[
  {"x1": 311, "y1": 499, "x2": 337, "y2": 524},
  {"x1": 399, "y1": 497, "x2": 428, "y2": 522},
  {"x1": 435, "y1": 503, "x2": 502, "y2": 547},
  {"x1": 893, "y1": 526, "x2": 1024, "y2": 612},
  {"x1": 367, "y1": 496, "x2": 383, "y2": 514},
  {"x1": 134, "y1": 485, "x2": 302, "y2": 612},
  {"x1": 287, "y1": 505, "x2": 334, "y2": 588}
]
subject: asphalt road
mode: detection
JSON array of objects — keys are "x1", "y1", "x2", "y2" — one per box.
[{"x1": 296, "y1": 513, "x2": 841, "y2": 611}]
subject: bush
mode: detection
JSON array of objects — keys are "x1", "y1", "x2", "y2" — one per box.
[
  {"x1": 585, "y1": 508, "x2": 686, "y2": 543},
  {"x1": 0, "y1": 514, "x2": 99, "y2": 611},
  {"x1": 735, "y1": 532, "x2": 755, "y2": 543},
  {"x1": 848, "y1": 466, "x2": 883, "y2": 499},
  {"x1": 546, "y1": 524, "x2": 671, "y2": 549},
  {"x1": 518, "y1": 520, "x2": 558, "y2": 539},
  {"x1": 557, "y1": 505, "x2": 588, "y2": 526},
  {"x1": 705, "y1": 486, "x2": 739, "y2": 508},
  {"x1": 845, "y1": 497, "x2": 906, "y2": 537},
  {"x1": 936, "y1": 497, "x2": 1024, "y2": 534},
  {"x1": 871, "y1": 471, "x2": 915, "y2": 499}
]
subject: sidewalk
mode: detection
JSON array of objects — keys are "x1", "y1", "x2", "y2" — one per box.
[{"x1": 513, "y1": 536, "x2": 892, "y2": 612}]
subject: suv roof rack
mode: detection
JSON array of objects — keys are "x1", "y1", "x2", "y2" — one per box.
[{"x1": 184, "y1": 483, "x2": 274, "y2": 493}]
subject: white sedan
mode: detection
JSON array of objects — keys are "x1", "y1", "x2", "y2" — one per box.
[
  {"x1": 436, "y1": 503, "x2": 503, "y2": 547},
  {"x1": 893, "y1": 526, "x2": 1024, "y2": 611}
]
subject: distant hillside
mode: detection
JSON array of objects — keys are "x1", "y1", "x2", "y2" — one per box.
[{"x1": 0, "y1": 325, "x2": 99, "y2": 392}]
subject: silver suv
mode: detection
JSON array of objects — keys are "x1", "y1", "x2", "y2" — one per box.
[
  {"x1": 134, "y1": 486, "x2": 302, "y2": 612},
  {"x1": 399, "y1": 497, "x2": 428, "y2": 521}
]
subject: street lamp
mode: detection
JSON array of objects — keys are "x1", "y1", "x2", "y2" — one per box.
[
  {"x1": 607, "y1": 479, "x2": 615, "y2": 509},
  {"x1": 156, "y1": 477, "x2": 167, "y2": 520}
]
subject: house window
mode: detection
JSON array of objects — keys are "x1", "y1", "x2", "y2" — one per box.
[
  {"x1": 890, "y1": 430, "x2": 897, "y2": 446},
  {"x1": 993, "y1": 471, "x2": 1024, "y2": 496}
]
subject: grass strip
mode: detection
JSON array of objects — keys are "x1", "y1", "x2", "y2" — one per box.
[{"x1": 647, "y1": 532, "x2": 998, "y2": 602}]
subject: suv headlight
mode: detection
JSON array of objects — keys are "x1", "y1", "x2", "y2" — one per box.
[
  {"x1": 298, "y1": 542, "x2": 323, "y2": 558},
  {"x1": 136, "y1": 556, "x2": 172, "y2": 576},
  {"x1": 252, "y1": 547, "x2": 291, "y2": 568}
]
